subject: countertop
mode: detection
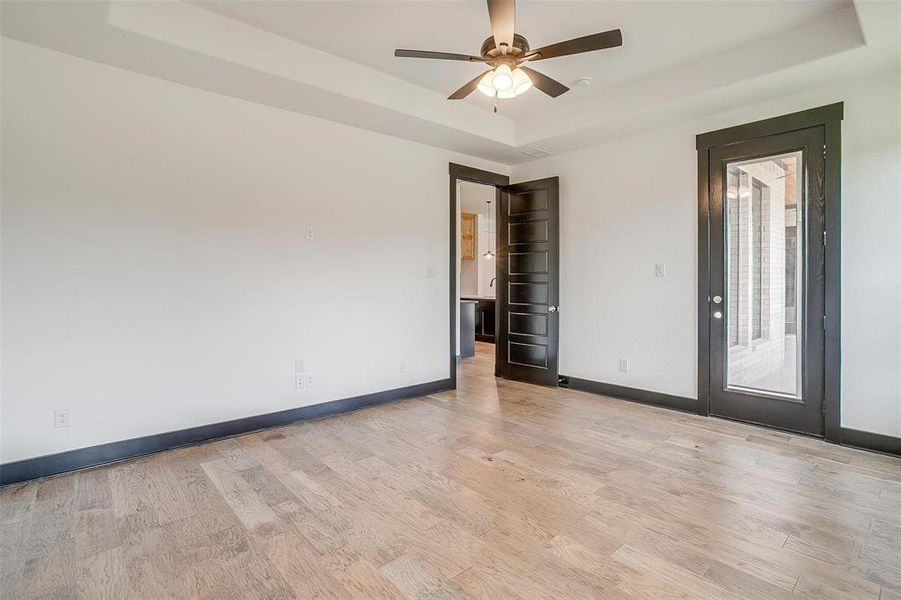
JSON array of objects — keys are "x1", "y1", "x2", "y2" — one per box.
[{"x1": 461, "y1": 296, "x2": 496, "y2": 301}]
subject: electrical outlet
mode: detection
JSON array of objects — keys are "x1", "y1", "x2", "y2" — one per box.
[
  {"x1": 305, "y1": 226, "x2": 315, "y2": 241},
  {"x1": 295, "y1": 358, "x2": 306, "y2": 389},
  {"x1": 304, "y1": 372, "x2": 316, "y2": 388},
  {"x1": 398, "y1": 359, "x2": 407, "y2": 372},
  {"x1": 53, "y1": 408, "x2": 70, "y2": 428},
  {"x1": 618, "y1": 359, "x2": 630, "y2": 373},
  {"x1": 655, "y1": 263, "x2": 666, "y2": 278}
]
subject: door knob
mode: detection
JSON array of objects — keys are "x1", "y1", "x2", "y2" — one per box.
[
  {"x1": 713, "y1": 311, "x2": 723, "y2": 319},
  {"x1": 548, "y1": 305, "x2": 558, "y2": 313}
]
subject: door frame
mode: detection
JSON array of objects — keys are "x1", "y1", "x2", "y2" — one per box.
[
  {"x1": 696, "y1": 103, "x2": 843, "y2": 442},
  {"x1": 448, "y1": 163, "x2": 509, "y2": 388}
]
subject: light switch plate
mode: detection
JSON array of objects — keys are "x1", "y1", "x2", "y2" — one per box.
[
  {"x1": 53, "y1": 408, "x2": 70, "y2": 428},
  {"x1": 305, "y1": 226, "x2": 315, "y2": 241},
  {"x1": 655, "y1": 263, "x2": 666, "y2": 277}
]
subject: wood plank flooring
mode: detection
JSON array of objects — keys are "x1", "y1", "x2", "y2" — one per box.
[{"x1": 2, "y1": 342, "x2": 899, "y2": 599}]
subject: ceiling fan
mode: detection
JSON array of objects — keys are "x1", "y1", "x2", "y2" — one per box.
[{"x1": 394, "y1": 0, "x2": 622, "y2": 104}]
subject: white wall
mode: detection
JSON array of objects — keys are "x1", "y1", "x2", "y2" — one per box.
[
  {"x1": 512, "y1": 69, "x2": 901, "y2": 438},
  {"x1": 0, "y1": 39, "x2": 507, "y2": 463}
]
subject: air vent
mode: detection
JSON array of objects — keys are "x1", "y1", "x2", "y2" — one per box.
[
  {"x1": 520, "y1": 148, "x2": 553, "y2": 159},
  {"x1": 574, "y1": 76, "x2": 593, "y2": 88}
]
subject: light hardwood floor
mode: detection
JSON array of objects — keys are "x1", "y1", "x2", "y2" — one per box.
[{"x1": 2, "y1": 342, "x2": 899, "y2": 599}]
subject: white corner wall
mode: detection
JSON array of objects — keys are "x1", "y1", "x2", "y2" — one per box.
[
  {"x1": 512, "y1": 68, "x2": 901, "y2": 438},
  {"x1": 0, "y1": 39, "x2": 508, "y2": 463}
]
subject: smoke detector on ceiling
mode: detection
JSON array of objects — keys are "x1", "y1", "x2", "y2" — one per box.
[
  {"x1": 574, "y1": 76, "x2": 593, "y2": 88},
  {"x1": 521, "y1": 148, "x2": 553, "y2": 159}
]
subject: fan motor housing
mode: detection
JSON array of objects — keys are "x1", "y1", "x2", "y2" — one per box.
[{"x1": 480, "y1": 34, "x2": 530, "y2": 59}]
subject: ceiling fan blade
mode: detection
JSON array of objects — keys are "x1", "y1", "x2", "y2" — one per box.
[
  {"x1": 520, "y1": 66, "x2": 569, "y2": 98},
  {"x1": 487, "y1": 0, "x2": 515, "y2": 50},
  {"x1": 448, "y1": 71, "x2": 490, "y2": 100},
  {"x1": 394, "y1": 49, "x2": 487, "y2": 62},
  {"x1": 527, "y1": 29, "x2": 623, "y2": 61}
]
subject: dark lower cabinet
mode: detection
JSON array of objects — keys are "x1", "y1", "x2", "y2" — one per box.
[
  {"x1": 475, "y1": 299, "x2": 496, "y2": 343},
  {"x1": 460, "y1": 300, "x2": 476, "y2": 358}
]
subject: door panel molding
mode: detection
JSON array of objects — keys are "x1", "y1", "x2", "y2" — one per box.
[{"x1": 696, "y1": 103, "x2": 843, "y2": 441}]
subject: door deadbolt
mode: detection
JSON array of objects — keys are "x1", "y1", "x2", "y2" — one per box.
[{"x1": 713, "y1": 295, "x2": 723, "y2": 304}]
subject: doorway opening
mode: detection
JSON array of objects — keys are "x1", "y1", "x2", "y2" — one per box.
[
  {"x1": 449, "y1": 163, "x2": 561, "y2": 389},
  {"x1": 458, "y1": 180, "x2": 499, "y2": 371},
  {"x1": 449, "y1": 164, "x2": 507, "y2": 387}
]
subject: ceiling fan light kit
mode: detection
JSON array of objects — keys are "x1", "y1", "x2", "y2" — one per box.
[
  {"x1": 477, "y1": 65, "x2": 532, "y2": 98},
  {"x1": 394, "y1": 0, "x2": 622, "y2": 104}
]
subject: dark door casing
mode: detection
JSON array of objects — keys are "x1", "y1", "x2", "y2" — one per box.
[{"x1": 496, "y1": 177, "x2": 560, "y2": 387}]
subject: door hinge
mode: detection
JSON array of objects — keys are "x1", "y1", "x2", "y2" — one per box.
[
  {"x1": 824, "y1": 229, "x2": 827, "y2": 246},
  {"x1": 823, "y1": 314, "x2": 827, "y2": 330}
]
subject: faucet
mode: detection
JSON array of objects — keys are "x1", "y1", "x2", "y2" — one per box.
[{"x1": 490, "y1": 278, "x2": 496, "y2": 288}]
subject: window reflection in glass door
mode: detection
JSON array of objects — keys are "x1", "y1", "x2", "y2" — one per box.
[{"x1": 724, "y1": 151, "x2": 803, "y2": 398}]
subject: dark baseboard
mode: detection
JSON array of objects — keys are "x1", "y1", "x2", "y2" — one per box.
[
  {"x1": 841, "y1": 428, "x2": 901, "y2": 457},
  {"x1": 0, "y1": 378, "x2": 452, "y2": 487},
  {"x1": 560, "y1": 376, "x2": 698, "y2": 414}
]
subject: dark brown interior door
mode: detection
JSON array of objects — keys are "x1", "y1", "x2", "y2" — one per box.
[
  {"x1": 708, "y1": 127, "x2": 825, "y2": 435},
  {"x1": 496, "y1": 177, "x2": 560, "y2": 387}
]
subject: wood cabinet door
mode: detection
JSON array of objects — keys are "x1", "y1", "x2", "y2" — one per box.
[{"x1": 461, "y1": 213, "x2": 477, "y2": 260}]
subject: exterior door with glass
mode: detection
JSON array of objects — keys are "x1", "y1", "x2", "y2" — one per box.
[{"x1": 707, "y1": 126, "x2": 826, "y2": 435}]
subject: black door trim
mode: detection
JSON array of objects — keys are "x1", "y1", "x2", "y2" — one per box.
[
  {"x1": 449, "y1": 163, "x2": 509, "y2": 387},
  {"x1": 696, "y1": 103, "x2": 843, "y2": 442}
]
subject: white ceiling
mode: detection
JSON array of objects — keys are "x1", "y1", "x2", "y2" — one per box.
[
  {"x1": 198, "y1": 0, "x2": 847, "y2": 120},
  {"x1": 2, "y1": 1, "x2": 898, "y2": 164}
]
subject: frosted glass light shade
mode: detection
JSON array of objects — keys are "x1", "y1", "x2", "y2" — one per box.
[
  {"x1": 491, "y1": 64, "x2": 513, "y2": 91},
  {"x1": 477, "y1": 72, "x2": 495, "y2": 97},
  {"x1": 511, "y1": 68, "x2": 532, "y2": 96}
]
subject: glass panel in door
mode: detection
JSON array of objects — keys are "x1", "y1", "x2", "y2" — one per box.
[{"x1": 724, "y1": 151, "x2": 803, "y2": 398}]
